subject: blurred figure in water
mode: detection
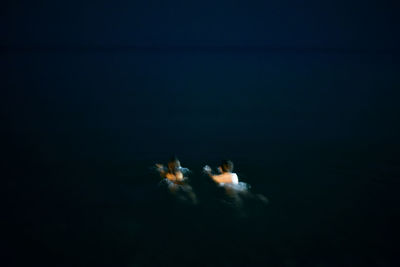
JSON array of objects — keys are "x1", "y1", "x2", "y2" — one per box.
[
  {"x1": 203, "y1": 160, "x2": 268, "y2": 209},
  {"x1": 203, "y1": 160, "x2": 244, "y2": 207},
  {"x1": 155, "y1": 157, "x2": 197, "y2": 204},
  {"x1": 203, "y1": 160, "x2": 239, "y2": 185},
  {"x1": 156, "y1": 157, "x2": 187, "y2": 184}
]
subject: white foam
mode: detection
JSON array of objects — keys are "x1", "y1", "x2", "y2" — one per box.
[{"x1": 220, "y1": 181, "x2": 251, "y2": 192}]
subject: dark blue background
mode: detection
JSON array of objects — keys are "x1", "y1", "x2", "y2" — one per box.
[{"x1": 2, "y1": 1, "x2": 400, "y2": 266}]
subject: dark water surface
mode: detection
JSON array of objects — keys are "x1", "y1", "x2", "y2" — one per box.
[
  {"x1": 5, "y1": 144, "x2": 400, "y2": 266},
  {"x1": 3, "y1": 50, "x2": 400, "y2": 266}
]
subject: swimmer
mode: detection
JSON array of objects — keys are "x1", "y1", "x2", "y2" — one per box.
[
  {"x1": 203, "y1": 160, "x2": 245, "y2": 209},
  {"x1": 203, "y1": 160, "x2": 268, "y2": 210},
  {"x1": 203, "y1": 160, "x2": 239, "y2": 185},
  {"x1": 155, "y1": 157, "x2": 197, "y2": 204},
  {"x1": 155, "y1": 157, "x2": 189, "y2": 184}
]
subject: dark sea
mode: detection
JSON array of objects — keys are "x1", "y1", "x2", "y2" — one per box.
[{"x1": 3, "y1": 49, "x2": 400, "y2": 266}]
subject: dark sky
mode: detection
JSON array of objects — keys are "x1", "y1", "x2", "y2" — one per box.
[
  {"x1": 2, "y1": 0, "x2": 400, "y2": 162},
  {"x1": 2, "y1": 0, "x2": 399, "y2": 49}
]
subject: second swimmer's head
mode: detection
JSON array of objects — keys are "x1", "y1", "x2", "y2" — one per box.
[
  {"x1": 167, "y1": 156, "x2": 181, "y2": 172},
  {"x1": 220, "y1": 160, "x2": 234, "y2": 173}
]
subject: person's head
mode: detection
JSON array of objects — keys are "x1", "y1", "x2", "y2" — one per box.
[
  {"x1": 220, "y1": 160, "x2": 234, "y2": 173},
  {"x1": 167, "y1": 157, "x2": 181, "y2": 173}
]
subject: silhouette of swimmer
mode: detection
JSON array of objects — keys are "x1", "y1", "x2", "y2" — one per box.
[
  {"x1": 203, "y1": 160, "x2": 268, "y2": 208},
  {"x1": 155, "y1": 157, "x2": 197, "y2": 204},
  {"x1": 203, "y1": 160, "x2": 245, "y2": 207},
  {"x1": 155, "y1": 157, "x2": 188, "y2": 184},
  {"x1": 203, "y1": 160, "x2": 239, "y2": 185}
]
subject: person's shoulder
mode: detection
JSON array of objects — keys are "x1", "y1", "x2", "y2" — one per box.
[
  {"x1": 165, "y1": 173, "x2": 175, "y2": 179},
  {"x1": 212, "y1": 173, "x2": 225, "y2": 179},
  {"x1": 231, "y1": 173, "x2": 239, "y2": 184}
]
